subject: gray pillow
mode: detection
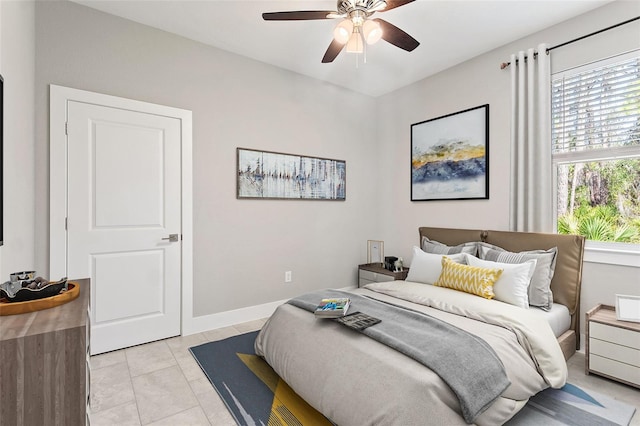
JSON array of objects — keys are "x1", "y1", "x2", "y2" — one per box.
[
  {"x1": 421, "y1": 236, "x2": 477, "y2": 256},
  {"x1": 477, "y1": 242, "x2": 558, "y2": 311}
]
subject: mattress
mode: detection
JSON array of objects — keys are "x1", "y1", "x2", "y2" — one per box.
[{"x1": 536, "y1": 303, "x2": 571, "y2": 338}]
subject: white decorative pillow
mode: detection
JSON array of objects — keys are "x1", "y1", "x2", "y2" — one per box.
[
  {"x1": 406, "y1": 246, "x2": 466, "y2": 285},
  {"x1": 478, "y1": 242, "x2": 558, "y2": 311},
  {"x1": 421, "y1": 236, "x2": 477, "y2": 256},
  {"x1": 465, "y1": 254, "x2": 536, "y2": 309}
]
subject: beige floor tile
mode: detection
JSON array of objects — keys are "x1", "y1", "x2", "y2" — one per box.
[
  {"x1": 91, "y1": 349, "x2": 126, "y2": 370},
  {"x1": 233, "y1": 318, "x2": 267, "y2": 334},
  {"x1": 146, "y1": 406, "x2": 211, "y2": 426},
  {"x1": 126, "y1": 339, "x2": 177, "y2": 377},
  {"x1": 132, "y1": 365, "x2": 199, "y2": 424},
  {"x1": 176, "y1": 351, "x2": 208, "y2": 382},
  {"x1": 202, "y1": 326, "x2": 240, "y2": 342},
  {"x1": 90, "y1": 361, "x2": 136, "y2": 413},
  {"x1": 165, "y1": 332, "x2": 207, "y2": 357},
  {"x1": 90, "y1": 401, "x2": 141, "y2": 426}
]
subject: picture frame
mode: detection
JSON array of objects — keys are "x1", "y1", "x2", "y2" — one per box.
[
  {"x1": 615, "y1": 294, "x2": 640, "y2": 323},
  {"x1": 411, "y1": 104, "x2": 489, "y2": 201},
  {"x1": 237, "y1": 148, "x2": 346, "y2": 200},
  {"x1": 367, "y1": 240, "x2": 384, "y2": 265}
]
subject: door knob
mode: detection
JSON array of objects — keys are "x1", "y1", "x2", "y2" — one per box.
[{"x1": 162, "y1": 234, "x2": 179, "y2": 242}]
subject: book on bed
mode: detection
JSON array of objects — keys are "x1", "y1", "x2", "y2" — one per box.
[{"x1": 315, "y1": 298, "x2": 350, "y2": 318}]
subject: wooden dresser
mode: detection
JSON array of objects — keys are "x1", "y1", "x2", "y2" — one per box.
[
  {"x1": 586, "y1": 304, "x2": 640, "y2": 388},
  {"x1": 0, "y1": 278, "x2": 91, "y2": 425}
]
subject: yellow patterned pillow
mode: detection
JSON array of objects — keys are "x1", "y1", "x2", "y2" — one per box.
[{"x1": 434, "y1": 256, "x2": 503, "y2": 299}]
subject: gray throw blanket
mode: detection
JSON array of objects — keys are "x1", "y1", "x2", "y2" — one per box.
[{"x1": 288, "y1": 289, "x2": 511, "y2": 424}]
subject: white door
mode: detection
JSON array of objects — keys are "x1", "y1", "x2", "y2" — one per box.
[{"x1": 67, "y1": 100, "x2": 182, "y2": 355}]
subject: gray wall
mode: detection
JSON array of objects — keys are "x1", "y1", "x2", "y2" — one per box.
[
  {"x1": 0, "y1": 1, "x2": 36, "y2": 278},
  {"x1": 2, "y1": 0, "x2": 638, "y2": 332},
  {"x1": 375, "y1": 0, "x2": 640, "y2": 340},
  {"x1": 33, "y1": 1, "x2": 378, "y2": 316}
]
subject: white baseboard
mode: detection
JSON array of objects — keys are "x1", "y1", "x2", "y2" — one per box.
[
  {"x1": 182, "y1": 298, "x2": 286, "y2": 336},
  {"x1": 182, "y1": 285, "x2": 357, "y2": 336}
]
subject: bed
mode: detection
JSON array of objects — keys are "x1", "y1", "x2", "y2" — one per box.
[{"x1": 255, "y1": 227, "x2": 585, "y2": 425}]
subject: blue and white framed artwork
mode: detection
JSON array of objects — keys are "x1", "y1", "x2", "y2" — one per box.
[
  {"x1": 237, "y1": 148, "x2": 346, "y2": 200},
  {"x1": 411, "y1": 104, "x2": 489, "y2": 201}
]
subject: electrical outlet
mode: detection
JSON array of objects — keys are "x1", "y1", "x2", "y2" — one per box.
[{"x1": 285, "y1": 271, "x2": 292, "y2": 283}]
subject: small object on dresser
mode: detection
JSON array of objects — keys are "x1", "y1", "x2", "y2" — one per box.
[
  {"x1": 315, "y1": 298, "x2": 350, "y2": 318},
  {"x1": 335, "y1": 312, "x2": 381, "y2": 331}
]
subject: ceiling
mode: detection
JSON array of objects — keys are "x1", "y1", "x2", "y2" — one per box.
[{"x1": 72, "y1": 0, "x2": 612, "y2": 97}]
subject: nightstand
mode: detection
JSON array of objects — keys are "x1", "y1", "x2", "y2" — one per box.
[
  {"x1": 585, "y1": 304, "x2": 640, "y2": 388},
  {"x1": 358, "y1": 263, "x2": 409, "y2": 287}
]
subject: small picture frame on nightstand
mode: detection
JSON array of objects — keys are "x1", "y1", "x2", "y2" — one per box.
[
  {"x1": 615, "y1": 294, "x2": 640, "y2": 323},
  {"x1": 367, "y1": 240, "x2": 384, "y2": 265}
]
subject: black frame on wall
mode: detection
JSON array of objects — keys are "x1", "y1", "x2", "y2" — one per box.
[{"x1": 410, "y1": 104, "x2": 490, "y2": 202}]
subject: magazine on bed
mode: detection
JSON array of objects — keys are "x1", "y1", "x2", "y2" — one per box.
[
  {"x1": 314, "y1": 298, "x2": 350, "y2": 318},
  {"x1": 335, "y1": 312, "x2": 381, "y2": 331}
]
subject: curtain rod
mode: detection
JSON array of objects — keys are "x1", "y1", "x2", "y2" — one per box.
[{"x1": 500, "y1": 15, "x2": 640, "y2": 70}]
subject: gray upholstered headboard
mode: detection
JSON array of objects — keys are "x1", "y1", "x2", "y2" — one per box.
[{"x1": 418, "y1": 227, "x2": 585, "y2": 354}]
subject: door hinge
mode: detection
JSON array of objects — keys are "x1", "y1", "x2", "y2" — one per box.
[
  {"x1": 65, "y1": 122, "x2": 68, "y2": 135},
  {"x1": 65, "y1": 217, "x2": 68, "y2": 230}
]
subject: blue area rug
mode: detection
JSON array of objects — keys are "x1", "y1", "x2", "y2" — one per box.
[
  {"x1": 507, "y1": 382, "x2": 636, "y2": 426},
  {"x1": 191, "y1": 331, "x2": 636, "y2": 426}
]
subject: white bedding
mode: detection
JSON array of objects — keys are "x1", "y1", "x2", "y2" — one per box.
[
  {"x1": 255, "y1": 281, "x2": 568, "y2": 425},
  {"x1": 535, "y1": 303, "x2": 571, "y2": 337}
]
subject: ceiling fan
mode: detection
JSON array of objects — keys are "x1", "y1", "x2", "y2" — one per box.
[{"x1": 262, "y1": 0, "x2": 419, "y2": 63}]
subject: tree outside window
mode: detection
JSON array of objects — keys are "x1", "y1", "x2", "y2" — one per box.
[{"x1": 552, "y1": 52, "x2": 640, "y2": 243}]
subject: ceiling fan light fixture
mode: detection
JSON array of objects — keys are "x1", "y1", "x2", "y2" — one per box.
[
  {"x1": 333, "y1": 19, "x2": 354, "y2": 44},
  {"x1": 362, "y1": 19, "x2": 382, "y2": 44},
  {"x1": 346, "y1": 30, "x2": 364, "y2": 53}
]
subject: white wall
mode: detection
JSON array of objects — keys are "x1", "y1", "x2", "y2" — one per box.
[
  {"x1": 376, "y1": 0, "x2": 640, "y2": 345},
  {"x1": 2, "y1": 0, "x2": 637, "y2": 336},
  {"x1": 0, "y1": 1, "x2": 36, "y2": 278},
  {"x1": 33, "y1": 1, "x2": 378, "y2": 320}
]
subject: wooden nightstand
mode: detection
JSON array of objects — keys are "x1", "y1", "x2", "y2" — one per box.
[
  {"x1": 585, "y1": 304, "x2": 640, "y2": 388},
  {"x1": 358, "y1": 263, "x2": 409, "y2": 287}
]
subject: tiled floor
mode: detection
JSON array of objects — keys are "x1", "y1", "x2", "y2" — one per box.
[{"x1": 90, "y1": 320, "x2": 640, "y2": 425}]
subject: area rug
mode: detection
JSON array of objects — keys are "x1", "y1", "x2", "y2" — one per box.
[{"x1": 190, "y1": 331, "x2": 636, "y2": 426}]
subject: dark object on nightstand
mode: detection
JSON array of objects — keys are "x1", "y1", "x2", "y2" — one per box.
[{"x1": 384, "y1": 256, "x2": 398, "y2": 271}]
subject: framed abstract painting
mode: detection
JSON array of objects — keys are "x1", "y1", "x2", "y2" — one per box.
[
  {"x1": 237, "y1": 148, "x2": 346, "y2": 200},
  {"x1": 411, "y1": 104, "x2": 489, "y2": 201}
]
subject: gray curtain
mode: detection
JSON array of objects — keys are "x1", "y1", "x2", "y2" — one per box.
[{"x1": 509, "y1": 43, "x2": 553, "y2": 232}]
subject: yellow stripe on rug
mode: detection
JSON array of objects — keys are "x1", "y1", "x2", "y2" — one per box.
[{"x1": 237, "y1": 353, "x2": 333, "y2": 425}]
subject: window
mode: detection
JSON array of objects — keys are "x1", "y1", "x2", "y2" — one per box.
[{"x1": 552, "y1": 51, "x2": 640, "y2": 244}]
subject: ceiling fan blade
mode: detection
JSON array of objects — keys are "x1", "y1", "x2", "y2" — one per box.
[
  {"x1": 322, "y1": 40, "x2": 345, "y2": 63},
  {"x1": 373, "y1": 18, "x2": 419, "y2": 52},
  {"x1": 262, "y1": 11, "x2": 335, "y2": 21},
  {"x1": 380, "y1": 0, "x2": 416, "y2": 12}
]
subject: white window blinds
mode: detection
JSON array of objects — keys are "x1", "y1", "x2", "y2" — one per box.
[{"x1": 552, "y1": 53, "x2": 640, "y2": 157}]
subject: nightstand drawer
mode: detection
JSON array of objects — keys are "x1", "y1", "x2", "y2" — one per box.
[
  {"x1": 590, "y1": 322, "x2": 640, "y2": 350},
  {"x1": 589, "y1": 354, "x2": 640, "y2": 387},
  {"x1": 359, "y1": 269, "x2": 394, "y2": 283},
  {"x1": 589, "y1": 338, "x2": 640, "y2": 367}
]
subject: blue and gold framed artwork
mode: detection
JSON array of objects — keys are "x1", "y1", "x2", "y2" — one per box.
[
  {"x1": 411, "y1": 104, "x2": 489, "y2": 201},
  {"x1": 237, "y1": 148, "x2": 346, "y2": 200}
]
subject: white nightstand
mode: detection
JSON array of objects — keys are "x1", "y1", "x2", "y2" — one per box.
[{"x1": 586, "y1": 304, "x2": 640, "y2": 388}]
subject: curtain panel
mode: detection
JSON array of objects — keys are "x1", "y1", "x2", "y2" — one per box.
[{"x1": 509, "y1": 43, "x2": 553, "y2": 233}]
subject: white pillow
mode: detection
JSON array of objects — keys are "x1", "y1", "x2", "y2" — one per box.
[
  {"x1": 465, "y1": 254, "x2": 537, "y2": 309},
  {"x1": 406, "y1": 246, "x2": 466, "y2": 285}
]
